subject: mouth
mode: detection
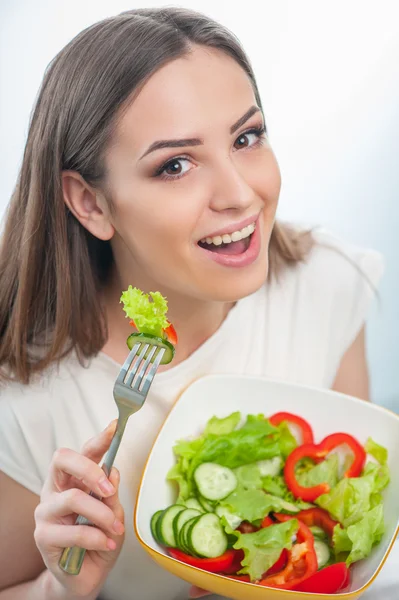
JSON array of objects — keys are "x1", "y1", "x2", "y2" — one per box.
[
  {"x1": 196, "y1": 217, "x2": 261, "y2": 268},
  {"x1": 197, "y1": 221, "x2": 255, "y2": 256}
]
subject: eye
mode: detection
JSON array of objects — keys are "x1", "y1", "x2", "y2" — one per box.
[
  {"x1": 234, "y1": 126, "x2": 266, "y2": 150},
  {"x1": 155, "y1": 157, "x2": 193, "y2": 181}
]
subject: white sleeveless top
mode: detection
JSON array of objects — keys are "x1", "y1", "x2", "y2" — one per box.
[{"x1": 0, "y1": 229, "x2": 393, "y2": 600}]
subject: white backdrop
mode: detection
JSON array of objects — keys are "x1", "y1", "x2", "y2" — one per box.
[{"x1": 1, "y1": 0, "x2": 398, "y2": 409}]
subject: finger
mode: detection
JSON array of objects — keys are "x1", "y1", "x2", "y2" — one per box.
[
  {"x1": 45, "y1": 447, "x2": 116, "y2": 497},
  {"x1": 102, "y1": 467, "x2": 124, "y2": 524},
  {"x1": 35, "y1": 488, "x2": 124, "y2": 537},
  {"x1": 34, "y1": 523, "x2": 117, "y2": 554},
  {"x1": 189, "y1": 587, "x2": 212, "y2": 598},
  {"x1": 81, "y1": 420, "x2": 118, "y2": 463}
]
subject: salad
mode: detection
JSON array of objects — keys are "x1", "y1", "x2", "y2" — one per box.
[
  {"x1": 150, "y1": 411, "x2": 390, "y2": 594},
  {"x1": 120, "y1": 286, "x2": 177, "y2": 363}
]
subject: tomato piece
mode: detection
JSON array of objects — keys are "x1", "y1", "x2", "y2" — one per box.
[
  {"x1": 284, "y1": 432, "x2": 366, "y2": 502},
  {"x1": 163, "y1": 323, "x2": 178, "y2": 345},
  {"x1": 129, "y1": 319, "x2": 137, "y2": 329},
  {"x1": 168, "y1": 548, "x2": 236, "y2": 573},
  {"x1": 269, "y1": 412, "x2": 314, "y2": 445},
  {"x1": 293, "y1": 563, "x2": 351, "y2": 593}
]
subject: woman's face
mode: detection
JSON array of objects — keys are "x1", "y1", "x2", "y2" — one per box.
[{"x1": 104, "y1": 45, "x2": 281, "y2": 302}]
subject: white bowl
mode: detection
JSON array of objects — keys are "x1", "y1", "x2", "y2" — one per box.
[{"x1": 135, "y1": 375, "x2": 399, "y2": 600}]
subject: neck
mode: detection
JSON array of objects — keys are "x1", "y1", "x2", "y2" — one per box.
[{"x1": 101, "y1": 267, "x2": 235, "y2": 370}]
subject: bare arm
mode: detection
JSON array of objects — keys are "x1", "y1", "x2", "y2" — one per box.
[
  {"x1": 0, "y1": 472, "x2": 45, "y2": 592},
  {"x1": 331, "y1": 325, "x2": 370, "y2": 400}
]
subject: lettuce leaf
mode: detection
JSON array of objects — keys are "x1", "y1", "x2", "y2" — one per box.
[
  {"x1": 234, "y1": 464, "x2": 263, "y2": 490},
  {"x1": 333, "y1": 505, "x2": 385, "y2": 566},
  {"x1": 365, "y1": 438, "x2": 388, "y2": 465},
  {"x1": 166, "y1": 458, "x2": 193, "y2": 503},
  {"x1": 228, "y1": 519, "x2": 298, "y2": 581},
  {"x1": 180, "y1": 414, "x2": 282, "y2": 478},
  {"x1": 316, "y1": 461, "x2": 390, "y2": 528},
  {"x1": 120, "y1": 286, "x2": 170, "y2": 337},
  {"x1": 204, "y1": 412, "x2": 241, "y2": 436},
  {"x1": 297, "y1": 454, "x2": 339, "y2": 489},
  {"x1": 221, "y1": 487, "x2": 304, "y2": 522}
]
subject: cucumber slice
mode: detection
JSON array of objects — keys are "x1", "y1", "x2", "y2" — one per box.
[
  {"x1": 187, "y1": 513, "x2": 228, "y2": 558},
  {"x1": 197, "y1": 496, "x2": 215, "y2": 512},
  {"x1": 150, "y1": 510, "x2": 164, "y2": 543},
  {"x1": 309, "y1": 525, "x2": 328, "y2": 540},
  {"x1": 181, "y1": 516, "x2": 201, "y2": 555},
  {"x1": 194, "y1": 463, "x2": 237, "y2": 501},
  {"x1": 215, "y1": 506, "x2": 242, "y2": 530},
  {"x1": 126, "y1": 332, "x2": 175, "y2": 365},
  {"x1": 257, "y1": 457, "x2": 283, "y2": 477},
  {"x1": 185, "y1": 498, "x2": 205, "y2": 512},
  {"x1": 156, "y1": 504, "x2": 185, "y2": 547},
  {"x1": 314, "y1": 540, "x2": 330, "y2": 569},
  {"x1": 174, "y1": 508, "x2": 202, "y2": 549}
]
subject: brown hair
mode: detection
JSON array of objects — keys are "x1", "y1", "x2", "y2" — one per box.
[{"x1": 0, "y1": 7, "x2": 313, "y2": 385}]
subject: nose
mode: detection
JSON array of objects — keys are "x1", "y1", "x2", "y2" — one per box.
[{"x1": 208, "y1": 157, "x2": 256, "y2": 213}]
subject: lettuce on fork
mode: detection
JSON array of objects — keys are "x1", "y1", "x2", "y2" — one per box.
[{"x1": 120, "y1": 286, "x2": 170, "y2": 338}]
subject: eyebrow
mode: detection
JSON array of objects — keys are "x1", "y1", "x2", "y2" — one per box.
[{"x1": 139, "y1": 105, "x2": 261, "y2": 159}]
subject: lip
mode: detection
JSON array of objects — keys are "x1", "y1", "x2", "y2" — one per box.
[
  {"x1": 197, "y1": 213, "x2": 262, "y2": 268},
  {"x1": 199, "y1": 213, "x2": 260, "y2": 241}
]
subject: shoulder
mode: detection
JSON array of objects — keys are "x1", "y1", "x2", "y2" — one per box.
[{"x1": 303, "y1": 228, "x2": 384, "y2": 293}]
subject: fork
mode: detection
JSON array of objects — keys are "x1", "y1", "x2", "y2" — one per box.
[{"x1": 58, "y1": 340, "x2": 165, "y2": 575}]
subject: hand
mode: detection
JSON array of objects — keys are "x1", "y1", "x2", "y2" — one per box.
[
  {"x1": 34, "y1": 420, "x2": 125, "y2": 599},
  {"x1": 189, "y1": 586, "x2": 212, "y2": 598}
]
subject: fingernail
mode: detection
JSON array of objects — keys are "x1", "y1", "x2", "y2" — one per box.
[
  {"x1": 106, "y1": 538, "x2": 117, "y2": 550},
  {"x1": 99, "y1": 477, "x2": 116, "y2": 495},
  {"x1": 113, "y1": 519, "x2": 125, "y2": 535}
]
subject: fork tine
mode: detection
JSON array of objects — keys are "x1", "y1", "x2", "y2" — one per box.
[
  {"x1": 140, "y1": 347, "x2": 165, "y2": 395},
  {"x1": 134, "y1": 345, "x2": 158, "y2": 389},
  {"x1": 125, "y1": 343, "x2": 149, "y2": 387},
  {"x1": 116, "y1": 342, "x2": 141, "y2": 383}
]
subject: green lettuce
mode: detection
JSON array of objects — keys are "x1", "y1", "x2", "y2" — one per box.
[
  {"x1": 174, "y1": 414, "x2": 283, "y2": 478},
  {"x1": 365, "y1": 438, "x2": 388, "y2": 465},
  {"x1": 297, "y1": 454, "x2": 340, "y2": 489},
  {"x1": 228, "y1": 519, "x2": 298, "y2": 581},
  {"x1": 120, "y1": 286, "x2": 170, "y2": 337},
  {"x1": 166, "y1": 458, "x2": 193, "y2": 503},
  {"x1": 333, "y1": 505, "x2": 385, "y2": 566},
  {"x1": 204, "y1": 412, "x2": 241, "y2": 436},
  {"x1": 316, "y1": 461, "x2": 390, "y2": 528}
]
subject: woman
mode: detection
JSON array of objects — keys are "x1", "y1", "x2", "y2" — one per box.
[{"x1": 0, "y1": 7, "x2": 384, "y2": 600}]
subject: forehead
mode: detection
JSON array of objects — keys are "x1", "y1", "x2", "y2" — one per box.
[{"x1": 115, "y1": 46, "x2": 258, "y2": 148}]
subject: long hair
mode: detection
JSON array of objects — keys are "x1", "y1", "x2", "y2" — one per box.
[{"x1": 0, "y1": 7, "x2": 313, "y2": 384}]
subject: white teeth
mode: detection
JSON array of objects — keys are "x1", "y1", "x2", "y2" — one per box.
[
  {"x1": 231, "y1": 231, "x2": 243, "y2": 242},
  {"x1": 200, "y1": 221, "x2": 256, "y2": 247}
]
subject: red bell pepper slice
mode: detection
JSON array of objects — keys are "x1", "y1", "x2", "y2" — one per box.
[
  {"x1": 293, "y1": 563, "x2": 351, "y2": 593},
  {"x1": 295, "y1": 508, "x2": 339, "y2": 540},
  {"x1": 269, "y1": 412, "x2": 314, "y2": 445},
  {"x1": 284, "y1": 432, "x2": 366, "y2": 502},
  {"x1": 259, "y1": 513, "x2": 318, "y2": 590},
  {"x1": 163, "y1": 323, "x2": 178, "y2": 345},
  {"x1": 168, "y1": 548, "x2": 237, "y2": 573}
]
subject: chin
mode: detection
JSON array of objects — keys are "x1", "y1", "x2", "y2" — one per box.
[{"x1": 204, "y1": 256, "x2": 269, "y2": 303}]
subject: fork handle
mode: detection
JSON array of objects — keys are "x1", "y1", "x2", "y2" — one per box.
[{"x1": 58, "y1": 417, "x2": 128, "y2": 575}]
